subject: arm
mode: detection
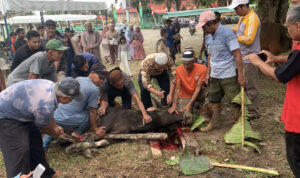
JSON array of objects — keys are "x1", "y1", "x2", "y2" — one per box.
[
  {"x1": 90, "y1": 32, "x2": 102, "y2": 49},
  {"x1": 199, "y1": 38, "x2": 205, "y2": 58},
  {"x1": 183, "y1": 80, "x2": 202, "y2": 112},
  {"x1": 167, "y1": 58, "x2": 176, "y2": 102},
  {"x1": 80, "y1": 33, "x2": 89, "y2": 49},
  {"x1": 232, "y1": 49, "x2": 246, "y2": 86},
  {"x1": 98, "y1": 99, "x2": 109, "y2": 116},
  {"x1": 237, "y1": 15, "x2": 260, "y2": 45},
  {"x1": 168, "y1": 82, "x2": 180, "y2": 114},
  {"x1": 28, "y1": 72, "x2": 39, "y2": 79},
  {"x1": 261, "y1": 50, "x2": 288, "y2": 64},
  {"x1": 40, "y1": 118, "x2": 64, "y2": 138},
  {"x1": 89, "y1": 107, "x2": 98, "y2": 131},
  {"x1": 206, "y1": 55, "x2": 211, "y2": 85},
  {"x1": 132, "y1": 93, "x2": 152, "y2": 124}
]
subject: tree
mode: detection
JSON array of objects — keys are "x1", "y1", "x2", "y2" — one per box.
[{"x1": 257, "y1": 0, "x2": 289, "y2": 24}]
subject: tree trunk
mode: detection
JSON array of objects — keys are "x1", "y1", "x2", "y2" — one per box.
[{"x1": 257, "y1": 0, "x2": 289, "y2": 24}]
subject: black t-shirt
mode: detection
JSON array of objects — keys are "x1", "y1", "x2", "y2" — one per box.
[
  {"x1": 275, "y1": 49, "x2": 300, "y2": 84},
  {"x1": 10, "y1": 44, "x2": 44, "y2": 72},
  {"x1": 14, "y1": 38, "x2": 27, "y2": 51}
]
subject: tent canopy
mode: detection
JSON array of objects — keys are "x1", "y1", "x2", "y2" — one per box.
[
  {"x1": 162, "y1": 7, "x2": 235, "y2": 18},
  {"x1": 0, "y1": 0, "x2": 107, "y2": 14},
  {"x1": 0, "y1": 14, "x2": 97, "y2": 25}
]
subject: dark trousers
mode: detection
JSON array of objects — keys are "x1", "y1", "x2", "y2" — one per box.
[
  {"x1": 0, "y1": 119, "x2": 55, "y2": 178},
  {"x1": 169, "y1": 46, "x2": 176, "y2": 62},
  {"x1": 138, "y1": 70, "x2": 170, "y2": 109},
  {"x1": 285, "y1": 131, "x2": 300, "y2": 178},
  {"x1": 107, "y1": 87, "x2": 132, "y2": 109},
  {"x1": 109, "y1": 44, "x2": 118, "y2": 63}
]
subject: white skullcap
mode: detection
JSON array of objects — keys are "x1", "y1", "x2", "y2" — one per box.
[
  {"x1": 154, "y1": 53, "x2": 168, "y2": 65},
  {"x1": 182, "y1": 51, "x2": 194, "y2": 62}
]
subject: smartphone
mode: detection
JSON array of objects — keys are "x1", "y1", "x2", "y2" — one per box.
[
  {"x1": 256, "y1": 53, "x2": 267, "y2": 62},
  {"x1": 33, "y1": 164, "x2": 45, "y2": 178}
]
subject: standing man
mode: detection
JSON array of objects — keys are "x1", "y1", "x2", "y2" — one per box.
[
  {"x1": 7, "y1": 39, "x2": 68, "y2": 86},
  {"x1": 139, "y1": 52, "x2": 176, "y2": 109},
  {"x1": 14, "y1": 28, "x2": 26, "y2": 51},
  {"x1": 0, "y1": 77, "x2": 82, "y2": 178},
  {"x1": 172, "y1": 18, "x2": 181, "y2": 54},
  {"x1": 230, "y1": 0, "x2": 261, "y2": 120},
  {"x1": 98, "y1": 68, "x2": 152, "y2": 125},
  {"x1": 168, "y1": 51, "x2": 208, "y2": 114},
  {"x1": 11, "y1": 30, "x2": 43, "y2": 72},
  {"x1": 72, "y1": 53, "x2": 106, "y2": 77},
  {"x1": 81, "y1": 22, "x2": 102, "y2": 62},
  {"x1": 245, "y1": 6, "x2": 300, "y2": 177},
  {"x1": 196, "y1": 10, "x2": 245, "y2": 132},
  {"x1": 165, "y1": 19, "x2": 176, "y2": 62},
  {"x1": 107, "y1": 23, "x2": 120, "y2": 64},
  {"x1": 37, "y1": 25, "x2": 45, "y2": 38}
]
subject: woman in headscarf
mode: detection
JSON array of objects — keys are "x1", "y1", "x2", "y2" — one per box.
[
  {"x1": 125, "y1": 24, "x2": 134, "y2": 59},
  {"x1": 131, "y1": 26, "x2": 146, "y2": 60},
  {"x1": 101, "y1": 25, "x2": 110, "y2": 63}
]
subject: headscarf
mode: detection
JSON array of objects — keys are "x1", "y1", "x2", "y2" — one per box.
[
  {"x1": 102, "y1": 25, "x2": 109, "y2": 37},
  {"x1": 125, "y1": 25, "x2": 134, "y2": 42},
  {"x1": 134, "y1": 26, "x2": 144, "y2": 43}
]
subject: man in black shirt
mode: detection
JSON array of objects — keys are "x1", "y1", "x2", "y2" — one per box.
[
  {"x1": 10, "y1": 30, "x2": 43, "y2": 72},
  {"x1": 14, "y1": 28, "x2": 26, "y2": 51}
]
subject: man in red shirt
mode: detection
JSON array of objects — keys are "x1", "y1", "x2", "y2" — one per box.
[
  {"x1": 245, "y1": 6, "x2": 300, "y2": 177},
  {"x1": 168, "y1": 51, "x2": 208, "y2": 115}
]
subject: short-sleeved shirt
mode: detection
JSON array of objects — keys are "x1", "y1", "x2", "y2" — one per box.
[
  {"x1": 166, "y1": 27, "x2": 175, "y2": 47},
  {"x1": 0, "y1": 79, "x2": 57, "y2": 127},
  {"x1": 275, "y1": 44, "x2": 300, "y2": 133},
  {"x1": 72, "y1": 53, "x2": 100, "y2": 77},
  {"x1": 176, "y1": 63, "x2": 207, "y2": 98},
  {"x1": 100, "y1": 72, "x2": 137, "y2": 99},
  {"x1": 54, "y1": 77, "x2": 99, "y2": 124},
  {"x1": 206, "y1": 24, "x2": 240, "y2": 79},
  {"x1": 14, "y1": 38, "x2": 27, "y2": 51},
  {"x1": 7, "y1": 51, "x2": 57, "y2": 86}
]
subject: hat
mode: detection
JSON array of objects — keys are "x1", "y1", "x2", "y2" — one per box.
[
  {"x1": 91, "y1": 63, "x2": 108, "y2": 79},
  {"x1": 229, "y1": 0, "x2": 249, "y2": 9},
  {"x1": 46, "y1": 39, "x2": 68, "y2": 51},
  {"x1": 55, "y1": 77, "x2": 83, "y2": 101},
  {"x1": 165, "y1": 19, "x2": 173, "y2": 24},
  {"x1": 154, "y1": 53, "x2": 168, "y2": 65},
  {"x1": 45, "y1": 20, "x2": 56, "y2": 27},
  {"x1": 196, "y1": 10, "x2": 216, "y2": 29},
  {"x1": 182, "y1": 51, "x2": 195, "y2": 62}
]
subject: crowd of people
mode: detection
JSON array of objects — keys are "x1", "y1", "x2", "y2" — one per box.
[{"x1": 0, "y1": 0, "x2": 300, "y2": 177}]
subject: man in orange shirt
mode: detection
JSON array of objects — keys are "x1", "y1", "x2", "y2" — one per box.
[{"x1": 168, "y1": 51, "x2": 208, "y2": 114}]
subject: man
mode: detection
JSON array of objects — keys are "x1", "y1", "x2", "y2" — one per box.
[
  {"x1": 98, "y1": 68, "x2": 152, "y2": 125},
  {"x1": 72, "y1": 53, "x2": 106, "y2": 77},
  {"x1": 7, "y1": 39, "x2": 68, "y2": 86},
  {"x1": 139, "y1": 52, "x2": 176, "y2": 109},
  {"x1": 196, "y1": 10, "x2": 245, "y2": 132},
  {"x1": 230, "y1": 0, "x2": 261, "y2": 120},
  {"x1": 107, "y1": 23, "x2": 120, "y2": 64},
  {"x1": 14, "y1": 28, "x2": 26, "y2": 51},
  {"x1": 0, "y1": 77, "x2": 82, "y2": 178},
  {"x1": 11, "y1": 30, "x2": 43, "y2": 72},
  {"x1": 37, "y1": 25, "x2": 44, "y2": 38},
  {"x1": 43, "y1": 65, "x2": 107, "y2": 152},
  {"x1": 81, "y1": 22, "x2": 102, "y2": 61},
  {"x1": 64, "y1": 28, "x2": 73, "y2": 39},
  {"x1": 165, "y1": 19, "x2": 176, "y2": 61},
  {"x1": 245, "y1": 6, "x2": 300, "y2": 177},
  {"x1": 172, "y1": 18, "x2": 181, "y2": 54},
  {"x1": 156, "y1": 28, "x2": 169, "y2": 56},
  {"x1": 168, "y1": 51, "x2": 208, "y2": 114}
]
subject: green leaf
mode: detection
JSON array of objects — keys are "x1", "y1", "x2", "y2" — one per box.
[
  {"x1": 244, "y1": 141, "x2": 261, "y2": 154},
  {"x1": 166, "y1": 156, "x2": 179, "y2": 166},
  {"x1": 191, "y1": 116, "x2": 205, "y2": 131},
  {"x1": 232, "y1": 91, "x2": 252, "y2": 105}
]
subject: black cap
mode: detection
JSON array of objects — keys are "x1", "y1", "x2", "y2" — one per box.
[
  {"x1": 45, "y1": 20, "x2": 56, "y2": 27},
  {"x1": 165, "y1": 19, "x2": 173, "y2": 24}
]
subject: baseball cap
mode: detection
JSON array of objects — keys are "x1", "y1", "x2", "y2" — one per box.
[
  {"x1": 229, "y1": 0, "x2": 249, "y2": 9},
  {"x1": 54, "y1": 77, "x2": 83, "y2": 101},
  {"x1": 45, "y1": 20, "x2": 56, "y2": 27},
  {"x1": 196, "y1": 10, "x2": 216, "y2": 29},
  {"x1": 182, "y1": 51, "x2": 194, "y2": 62},
  {"x1": 46, "y1": 39, "x2": 68, "y2": 51},
  {"x1": 154, "y1": 53, "x2": 168, "y2": 65}
]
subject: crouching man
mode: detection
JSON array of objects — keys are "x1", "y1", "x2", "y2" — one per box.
[
  {"x1": 98, "y1": 67, "x2": 152, "y2": 125},
  {"x1": 168, "y1": 51, "x2": 208, "y2": 114},
  {"x1": 245, "y1": 6, "x2": 300, "y2": 177},
  {"x1": 0, "y1": 78, "x2": 81, "y2": 178},
  {"x1": 43, "y1": 64, "x2": 107, "y2": 152}
]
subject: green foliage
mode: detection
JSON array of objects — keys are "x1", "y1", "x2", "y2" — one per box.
[
  {"x1": 191, "y1": 116, "x2": 205, "y2": 131},
  {"x1": 166, "y1": 156, "x2": 179, "y2": 165}
]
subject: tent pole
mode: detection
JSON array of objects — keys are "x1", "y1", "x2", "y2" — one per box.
[
  {"x1": 105, "y1": 9, "x2": 108, "y2": 25},
  {"x1": 3, "y1": 15, "x2": 14, "y2": 60},
  {"x1": 40, "y1": 11, "x2": 45, "y2": 26}
]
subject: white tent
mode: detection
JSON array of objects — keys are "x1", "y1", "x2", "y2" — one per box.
[{"x1": 0, "y1": 14, "x2": 97, "y2": 25}]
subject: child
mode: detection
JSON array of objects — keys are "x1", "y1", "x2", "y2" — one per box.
[
  {"x1": 118, "y1": 37, "x2": 132, "y2": 76},
  {"x1": 131, "y1": 34, "x2": 146, "y2": 60},
  {"x1": 156, "y1": 28, "x2": 169, "y2": 56}
]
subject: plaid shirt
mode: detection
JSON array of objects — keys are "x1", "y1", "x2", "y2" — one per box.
[{"x1": 140, "y1": 53, "x2": 176, "y2": 90}]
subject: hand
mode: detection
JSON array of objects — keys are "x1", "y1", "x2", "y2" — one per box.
[
  {"x1": 244, "y1": 53, "x2": 262, "y2": 66},
  {"x1": 205, "y1": 75, "x2": 210, "y2": 87},
  {"x1": 142, "y1": 114, "x2": 152, "y2": 125},
  {"x1": 52, "y1": 125, "x2": 64, "y2": 139},
  {"x1": 181, "y1": 104, "x2": 191, "y2": 113},
  {"x1": 97, "y1": 106, "x2": 106, "y2": 116},
  {"x1": 155, "y1": 90, "x2": 165, "y2": 99},
  {"x1": 261, "y1": 50, "x2": 276, "y2": 64},
  {"x1": 167, "y1": 93, "x2": 173, "y2": 105},
  {"x1": 168, "y1": 106, "x2": 179, "y2": 115},
  {"x1": 238, "y1": 74, "x2": 246, "y2": 87},
  {"x1": 95, "y1": 127, "x2": 106, "y2": 138},
  {"x1": 20, "y1": 172, "x2": 33, "y2": 178}
]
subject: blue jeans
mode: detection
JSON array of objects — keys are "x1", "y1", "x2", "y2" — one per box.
[{"x1": 42, "y1": 112, "x2": 90, "y2": 152}]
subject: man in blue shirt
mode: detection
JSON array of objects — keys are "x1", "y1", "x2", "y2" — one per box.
[
  {"x1": 196, "y1": 10, "x2": 246, "y2": 132},
  {"x1": 0, "y1": 77, "x2": 82, "y2": 178},
  {"x1": 165, "y1": 19, "x2": 176, "y2": 61},
  {"x1": 43, "y1": 64, "x2": 107, "y2": 152},
  {"x1": 72, "y1": 53, "x2": 106, "y2": 77}
]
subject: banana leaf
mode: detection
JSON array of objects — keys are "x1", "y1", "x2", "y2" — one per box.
[
  {"x1": 245, "y1": 141, "x2": 261, "y2": 154},
  {"x1": 232, "y1": 91, "x2": 252, "y2": 105},
  {"x1": 166, "y1": 156, "x2": 179, "y2": 166},
  {"x1": 191, "y1": 116, "x2": 205, "y2": 131}
]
